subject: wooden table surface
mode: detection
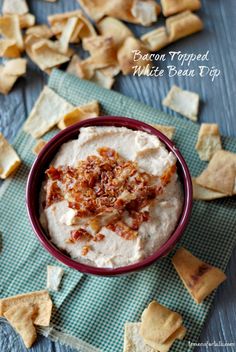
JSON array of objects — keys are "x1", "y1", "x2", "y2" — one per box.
[{"x1": 0, "y1": 1, "x2": 236, "y2": 351}]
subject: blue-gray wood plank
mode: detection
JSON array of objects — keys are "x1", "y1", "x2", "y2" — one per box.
[{"x1": 0, "y1": 0, "x2": 236, "y2": 351}]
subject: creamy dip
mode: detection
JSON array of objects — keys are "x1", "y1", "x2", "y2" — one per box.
[{"x1": 40, "y1": 126, "x2": 183, "y2": 268}]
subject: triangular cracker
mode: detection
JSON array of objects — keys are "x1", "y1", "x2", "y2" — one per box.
[
  {"x1": 0, "y1": 133, "x2": 21, "y2": 178},
  {"x1": 4, "y1": 303, "x2": 38, "y2": 348},
  {"x1": 124, "y1": 322, "x2": 157, "y2": 352},
  {"x1": 140, "y1": 301, "x2": 183, "y2": 344},
  {"x1": 196, "y1": 150, "x2": 236, "y2": 195},
  {"x1": 172, "y1": 248, "x2": 227, "y2": 303},
  {"x1": 0, "y1": 290, "x2": 52, "y2": 326},
  {"x1": 151, "y1": 124, "x2": 175, "y2": 140},
  {"x1": 192, "y1": 177, "x2": 227, "y2": 201},
  {"x1": 23, "y1": 86, "x2": 74, "y2": 138}
]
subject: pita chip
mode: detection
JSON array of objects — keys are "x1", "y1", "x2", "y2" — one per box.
[
  {"x1": 163, "y1": 85, "x2": 199, "y2": 121},
  {"x1": 2, "y1": 0, "x2": 29, "y2": 15},
  {"x1": 19, "y1": 13, "x2": 36, "y2": 29},
  {"x1": 91, "y1": 69, "x2": 115, "y2": 89},
  {"x1": 66, "y1": 53, "x2": 81, "y2": 76},
  {"x1": 24, "y1": 86, "x2": 74, "y2": 138},
  {"x1": 195, "y1": 123, "x2": 222, "y2": 161},
  {"x1": 143, "y1": 325, "x2": 186, "y2": 352},
  {"x1": 79, "y1": 100, "x2": 100, "y2": 115},
  {"x1": 0, "y1": 290, "x2": 52, "y2": 326},
  {"x1": 166, "y1": 11, "x2": 203, "y2": 43},
  {"x1": 83, "y1": 35, "x2": 117, "y2": 69},
  {"x1": 4, "y1": 303, "x2": 38, "y2": 348},
  {"x1": 195, "y1": 150, "x2": 236, "y2": 195},
  {"x1": 140, "y1": 301, "x2": 183, "y2": 344},
  {"x1": 57, "y1": 107, "x2": 96, "y2": 129},
  {"x1": 59, "y1": 17, "x2": 78, "y2": 54},
  {"x1": 26, "y1": 25, "x2": 53, "y2": 39},
  {"x1": 32, "y1": 139, "x2": 47, "y2": 155},
  {"x1": 97, "y1": 17, "x2": 134, "y2": 49},
  {"x1": 78, "y1": 0, "x2": 160, "y2": 25},
  {"x1": 141, "y1": 27, "x2": 170, "y2": 52},
  {"x1": 172, "y1": 248, "x2": 227, "y2": 304},
  {"x1": 161, "y1": 0, "x2": 201, "y2": 17},
  {"x1": 123, "y1": 323, "x2": 156, "y2": 352},
  {"x1": 0, "y1": 39, "x2": 21, "y2": 58},
  {"x1": 2, "y1": 58, "x2": 27, "y2": 75},
  {"x1": 152, "y1": 124, "x2": 175, "y2": 140},
  {"x1": 0, "y1": 133, "x2": 21, "y2": 178},
  {"x1": 131, "y1": 0, "x2": 161, "y2": 26},
  {"x1": 192, "y1": 177, "x2": 227, "y2": 201},
  {"x1": 0, "y1": 66, "x2": 18, "y2": 94},
  {"x1": 47, "y1": 265, "x2": 64, "y2": 291},
  {"x1": 118, "y1": 37, "x2": 151, "y2": 75},
  {"x1": 0, "y1": 15, "x2": 24, "y2": 51}
]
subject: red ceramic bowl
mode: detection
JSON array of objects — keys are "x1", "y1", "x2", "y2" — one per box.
[{"x1": 26, "y1": 116, "x2": 192, "y2": 276}]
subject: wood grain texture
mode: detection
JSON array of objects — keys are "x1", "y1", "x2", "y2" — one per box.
[{"x1": 0, "y1": 0, "x2": 236, "y2": 351}]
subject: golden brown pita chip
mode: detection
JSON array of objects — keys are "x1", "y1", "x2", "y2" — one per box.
[
  {"x1": 26, "y1": 37, "x2": 70, "y2": 72},
  {"x1": 141, "y1": 27, "x2": 170, "y2": 52},
  {"x1": 0, "y1": 66, "x2": 18, "y2": 94},
  {"x1": 195, "y1": 150, "x2": 236, "y2": 195},
  {"x1": 192, "y1": 177, "x2": 227, "y2": 201},
  {"x1": 24, "y1": 86, "x2": 74, "y2": 138},
  {"x1": 91, "y1": 69, "x2": 115, "y2": 89},
  {"x1": 123, "y1": 323, "x2": 156, "y2": 352},
  {"x1": 0, "y1": 133, "x2": 21, "y2": 178},
  {"x1": 19, "y1": 13, "x2": 36, "y2": 29},
  {"x1": 78, "y1": 0, "x2": 160, "y2": 25},
  {"x1": 48, "y1": 10, "x2": 83, "y2": 26},
  {"x1": 3, "y1": 58, "x2": 27, "y2": 75},
  {"x1": 83, "y1": 35, "x2": 117, "y2": 68},
  {"x1": 140, "y1": 301, "x2": 183, "y2": 344},
  {"x1": 32, "y1": 139, "x2": 47, "y2": 155},
  {"x1": 172, "y1": 248, "x2": 227, "y2": 304},
  {"x1": 166, "y1": 11, "x2": 203, "y2": 42},
  {"x1": 195, "y1": 123, "x2": 222, "y2": 161},
  {"x1": 161, "y1": 0, "x2": 201, "y2": 17},
  {"x1": 59, "y1": 17, "x2": 78, "y2": 53},
  {"x1": 0, "y1": 39, "x2": 21, "y2": 58},
  {"x1": 0, "y1": 15, "x2": 24, "y2": 51},
  {"x1": 74, "y1": 12, "x2": 96, "y2": 41},
  {"x1": 0, "y1": 290, "x2": 52, "y2": 326},
  {"x1": 2, "y1": 0, "x2": 29, "y2": 15},
  {"x1": 117, "y1": 37, "x2": 151, "y2": 75},
  {"x1": 162, "y1": 85, "x2": 199, "y2": 121},
  {"x1": 144, "y1": 325, "x2": 186, "y2": 352},
  {"x1": 97, "y1": 16, "x2": 134, "y2": 49},
  {"x1": 26, "y1": 25, "x2": 53, "y2": 39},
  {"x1": 152, "y1": 124, "x2": 175, "y2": 140},
  {"x1": 66, "y1": 53, "x2": 81, "y2": 76},
  {"x1": 4, "y1": 303, "x2": 38, "y2": 348},
  {"x1": 80, "y1": 100, "x2": 100, "y2": 115},
  {"x1": 58, "y1": 107, "x2": 98, "y2": 130}
]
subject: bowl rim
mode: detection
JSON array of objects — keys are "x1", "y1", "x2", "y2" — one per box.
[{"x1": 26, "y1": 116, "x2": 193, "y2": 276}]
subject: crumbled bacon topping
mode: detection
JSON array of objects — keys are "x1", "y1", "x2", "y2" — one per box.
[
  {"x1": 45, "y1": 147, "x2": 177, "y2": 242},
  {"x1": 107, "y1": 221, "x2": 138, "y2": 240},
  {"x1": 93, "y1": 233, "x2": 105, "y2": 242},
  {"x1": 70, "y1": 229, "x2": 93, "y2": 242}
]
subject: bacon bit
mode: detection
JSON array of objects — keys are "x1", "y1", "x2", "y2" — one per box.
[
  {"x1": 93, "y1": 233, "x2": 105, "y2": 242},
  {"x1": 130, "y1": 211, "x2": 149, "y2": 230},
  {"x1": 46, "y1": 166, "x2": 62, "y2": 180},
  {"x1": 97, "y1": 147, "x2": 117, "y2": 159},
  {"x1": 71, "y1": 229, "x2": 93, "y2": 242},
  {"x1": 46, "y1": 181, "x2": 63, "y2": 207},
  {"x1": 161, "y1": 164, "x2": 177, "y2": 186},
  {"x1": 82, "y1": 245, "x2": 91, "y2": 256},
  {"x1": 107, "y1": 221, "x2": 138, "y2": 240}
]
